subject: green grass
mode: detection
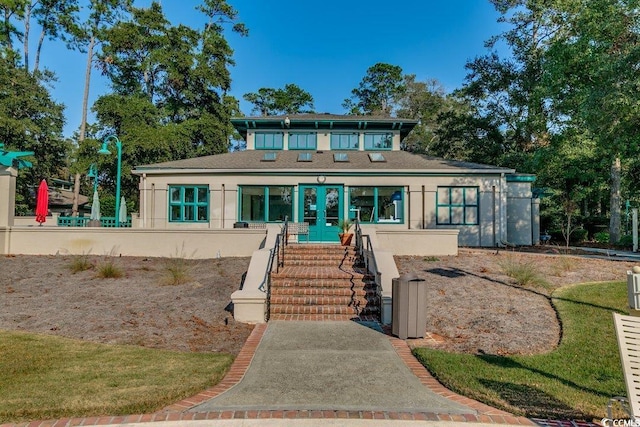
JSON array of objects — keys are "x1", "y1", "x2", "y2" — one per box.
[
  {"x1": 0, "y1": 331, "x2": 233, "y2": 423},
  {"x1": 414, "y1": 281, "x2": 628, "y2": 421}
]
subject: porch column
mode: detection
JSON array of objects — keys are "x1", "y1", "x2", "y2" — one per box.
[{"x1": 0, "y1": 166, "x2": 17, "y2": 227}]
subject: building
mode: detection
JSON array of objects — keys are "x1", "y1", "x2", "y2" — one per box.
[{"x1": 132, "y1": 114, "x2": 539, "y2": 249}]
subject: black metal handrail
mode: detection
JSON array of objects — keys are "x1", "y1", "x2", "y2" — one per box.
[{"x1": 354, "y1": 219, "x2": 383, "y2": 318}]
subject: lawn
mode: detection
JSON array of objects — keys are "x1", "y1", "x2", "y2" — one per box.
[
  {"x1": 414, "y1": 281, "x2": 628, "y2": 421},
  {"x1": 0, "y1": 331, "x2": 233, "y2": 424}
]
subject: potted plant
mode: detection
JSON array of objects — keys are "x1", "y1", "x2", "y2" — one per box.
[{"x1": 338, "y1": 218, "x2": 353, "y2": 246}]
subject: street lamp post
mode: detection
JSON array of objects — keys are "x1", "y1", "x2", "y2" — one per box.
[
  {"x1": 98, "y1": 135, "x2": 122, "y2": 227},
  {"x1": 87, "y1": 163, "x2": 98, "y2": 194}
]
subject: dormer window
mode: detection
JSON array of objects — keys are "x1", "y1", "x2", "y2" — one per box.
[
  {"x1": 364, "y1": 133, "x2": 393, "y2": 150},
  {"x1": 288, "y1": 132, "x2": 317, "y2": 150},
  {"x1": 255, "y1": 132, "x2": 283, "y2": 150}
]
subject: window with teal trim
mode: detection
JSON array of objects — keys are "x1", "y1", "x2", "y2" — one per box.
[
  {"x1": 364, "y1": 133, "x2": 393, "y2": 150},
  {"x1": 255, "y1": 132, "x2": 283, "y2": 149},
  {"x1": 349, "y1": 186, "x2": 403, "y2": 223},
  {"x1": 239, "y1": 186, "x2": 293, "y2": 222},
  {"x1": 288, "y1": 132, "x2": 317, "y2": 150},
  {"x1": 436, "y1": 187, "x2": 479, "y2": 225},
  {"x1": 169, "y1": 186, "x2": 209, "y2": 222},
  {"x1": 331, "y1": 133, "x2": 359, "y2": 150}
]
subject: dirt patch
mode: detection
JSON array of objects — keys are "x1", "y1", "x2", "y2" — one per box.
[
  {"x1": 1, "y1": 248, "x2": 636, "y2": 357},
  {"x1": 395, "y1": 248, "x2": 637, "y2": 355},
  {"x1": 0, "y1": 255, "x2": 253, "y2": 355}
]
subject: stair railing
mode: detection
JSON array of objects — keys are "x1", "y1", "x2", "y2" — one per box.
[
  {"x1": 262, "y1": 218, "x2": 288, "y2": 322},
  {"x1": 354, "y1": 219, "x2": 383, "y2": 319}
]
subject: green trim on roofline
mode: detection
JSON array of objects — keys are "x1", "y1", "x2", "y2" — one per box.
[{"x1": 506, "y1": 174, "x2": 536, "y2": 182}]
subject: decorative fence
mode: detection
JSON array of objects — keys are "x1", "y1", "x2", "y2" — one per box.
[{"x1": 57, "y1": 216, "x2": 132, "y2": 228}]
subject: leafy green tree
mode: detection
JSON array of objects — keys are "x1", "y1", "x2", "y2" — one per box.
[
  {"x1": 343, "y1": 63, "x2": 405, "y2": 116},
  {"x1": 0, "y1": 56, "x2": 67, "y2": 211},
  {"x1": 88, "y1": 0, "x2": 247, "y2": 203},
  {"x1": 540, "y1": 0, "x2": 640, "y2": 243},
  {"x1": 243, "y1": 83, "x2": 314, "y2": 116}
]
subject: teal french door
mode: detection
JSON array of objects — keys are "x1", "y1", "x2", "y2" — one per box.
[{"x1": 299, "y1": 185, "x2": 344, "y2": 242}]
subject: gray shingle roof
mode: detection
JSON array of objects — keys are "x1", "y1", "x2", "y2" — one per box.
[{"x1": 133, "y1": 150, "x2": 514, "y2": 175}]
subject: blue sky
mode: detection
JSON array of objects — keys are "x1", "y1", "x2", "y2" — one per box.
[{"x1": 38, "y1": 1, "x2": 505, "y2": 137}]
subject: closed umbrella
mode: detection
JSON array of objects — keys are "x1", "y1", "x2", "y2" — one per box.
[
  {"x1": 35, "y1": 179, "x2": 48, "y2": 226},
  {"x1": 119, "y1": 196, "x2": 127, "y2": 225},
  {"x1": 90, "y1": 190, "x2": 101, "y2": 221}
]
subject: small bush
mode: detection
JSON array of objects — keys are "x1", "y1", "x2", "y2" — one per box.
[
  {"x1": 617, "y1": 234, "x2": 634, "y2": 249},
  {"x1": 69, "y1": 255, "x2": 93, "y2": 274},
  {"x1": 551, "y1": 256, "x2": 576, "y2": 276},
  {"x1": 593, "y1": 231, "x2": 610, "y2": 244},
  {"x1": 162, "y1": 257, "x2": 192, "y2": 286},
  {"x1": 498, "y1": 256, "x2": 549, "y2": 289},
  {"x1": 423, "y1": 256, "x2": 440, "y2": 262},
  {"x1": 97, "y1": 259, "x2": 123, "y2": 279}
]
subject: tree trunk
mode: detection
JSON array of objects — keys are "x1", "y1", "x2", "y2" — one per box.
[
  {"x1": 34, "y1": 27, "x2": 45, "y2": 72},
  {"x1": 23, "y1": 2, "x2": 30, "y2": 71},
  {"x1": 610, "y1": 156, "x2": 622, "y2": 243},
  {"x1": 72, "y1": 35, "x2": 96, "y2": 217},
  {"x1": 71, "y1": 172, "x2": 80, "y2": 217}
]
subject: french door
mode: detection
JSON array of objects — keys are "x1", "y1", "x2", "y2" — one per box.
[{"x1": 299, "y1": 185, "x2": 343, "y2": 242}]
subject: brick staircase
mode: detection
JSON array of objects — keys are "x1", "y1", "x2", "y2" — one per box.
[{"x1": 269, "y1": 244, "x2": 380, "y2": 321}]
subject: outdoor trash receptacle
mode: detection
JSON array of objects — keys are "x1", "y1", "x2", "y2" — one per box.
[{"x1": 392, "y1": 273, "x2": 427, "y2": 339}]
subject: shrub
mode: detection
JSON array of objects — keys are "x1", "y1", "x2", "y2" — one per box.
[
  {"x1": 69, "y1": 255, "x2": 93, "y2": 273},
  {"x1": 498, "y1": 256, "x2": 549, "y2": 289},
  {"x1": 162, "y1": 257, "x2": 192, "y2": 286},
  {"x1": 617, "y1": 235, "x2": 634, "y2": 249},
  {"x1": 593, "y1": 231, "x2": 610, "y2": 244},
  {"x1": 97, "y1": 259, "x2": 123, "y2": 278}
]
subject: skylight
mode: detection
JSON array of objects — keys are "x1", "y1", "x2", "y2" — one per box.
[
  {"x1": 333, "y1": 153, "x2": 349, "y2": 162},
  {"x1": 261, "y1": 152, "x2": 277, "y2": 162},
  {"x1": 368, "y1": 153, "x2": 386, "y2": 162},
  {"x1": 297, "y1": 152, "x2": 312, "y2": 162}
]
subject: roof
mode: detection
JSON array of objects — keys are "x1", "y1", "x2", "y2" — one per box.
[
  {"x1": 231, "y1": 114, "x2": 419, "y2": 140},
  {"x1": 133, "y1": 150, "x2": 515, "y2": 176}
]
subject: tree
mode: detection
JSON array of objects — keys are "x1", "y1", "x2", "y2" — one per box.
[
  {"x1": 395, "y1": 74, "x2": 452, "y2": 153},
  {"x1": 88, "y1": 0, "x2": 247, "y2": 202},
  {"x1": 540, "y1": 0, "x2": 640, "y2": 243},
  {"x1": 243, "y1": 83, "x2": 314, "y2": 116},
  {"x1": 0, "y1": 56, "x2": 67, "y2": 211},
  {"x1": 343, "y1": 63, "x2": 405, "y2": 116}
]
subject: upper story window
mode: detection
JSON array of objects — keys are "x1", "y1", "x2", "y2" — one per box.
[
  {"x1": 288, "y1": 132, "x2": 317, "y2": 150},
  {"x1": 331, "y1": 133, "x2": 359, "y2": 150},
  {"x1": 255, "y1": 132, "x2": 284, "y2": 150},
  {"x1": 364, "y1": 133, "x2": 393, "y2": 150}
]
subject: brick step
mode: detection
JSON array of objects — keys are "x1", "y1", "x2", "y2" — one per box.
[
  {"x1": 270, "y1": 314, "x2": 380, "y2": 321},
  {"x1": 269, "y1": 304, "x2": 380, "y2": 316},
  {"x1": 270, "y1": 294, "x2": 379, "y2": 307},
  {"x1": 270, "y1": 286, "x2": 377, "y2": 297},
  {"x1": 271, "y1": 279, "x2": 374, "y2": 289},
  {"x1": 285, "y1": 252, "x2": 358, "y2": 261},
  {"x1": 285, "y1": 245, "x2": 357, "y2": 256},
  {"x1": 271, "y1": 267, "x2": 371, "y2": 280},
  {"x1": 285, "y1": 259, "x2": 360, "y2": 267}
]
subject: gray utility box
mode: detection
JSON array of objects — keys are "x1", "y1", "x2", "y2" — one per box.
[
  {"x1": 627, "y1": 272, "x2": 640, "y2": 310},
  {"x1": 392, "y1": 273, "x2": 427, "y2": 339}
]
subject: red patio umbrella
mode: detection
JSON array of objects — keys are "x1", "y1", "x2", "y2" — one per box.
[{"x1": 35, "y1": 179, "x2": 49, "y2": 225}]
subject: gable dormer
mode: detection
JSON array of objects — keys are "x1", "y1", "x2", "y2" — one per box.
[{"x1": 230, "y1": 114, "x2": 418, "y2": 152}]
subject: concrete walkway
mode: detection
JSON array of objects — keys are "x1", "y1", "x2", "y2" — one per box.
[{"x1": 190, "y1": 321, "x2": 473, "y2": 414}]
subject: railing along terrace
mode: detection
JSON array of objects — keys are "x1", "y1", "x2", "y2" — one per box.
[{"x1": 57, "y1": 216, "x2": 132, "y2": 227}]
